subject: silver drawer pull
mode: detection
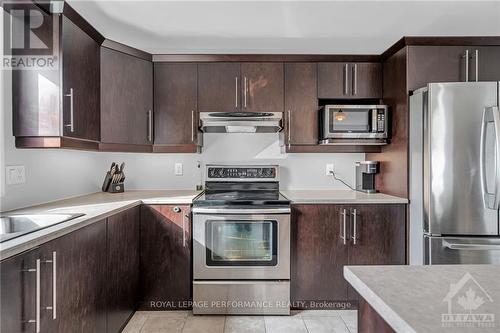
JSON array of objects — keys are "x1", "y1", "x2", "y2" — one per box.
[
  {"x1": 64, "y1": 88, "x2": 74, "y2": 132},
  {"x1": 444, "y1": 240, "x2": 500, "y2": 251}
]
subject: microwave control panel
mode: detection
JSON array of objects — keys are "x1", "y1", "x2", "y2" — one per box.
[{"x1": 377, "y1": 112, "x2": 385, "y2": 132}]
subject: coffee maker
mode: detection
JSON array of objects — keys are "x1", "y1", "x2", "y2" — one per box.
[{"x1": 355, "y1": 161, "x2": 379, "y2": 193}]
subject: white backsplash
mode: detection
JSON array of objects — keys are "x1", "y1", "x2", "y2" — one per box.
[{"x1": 1, "y1": 68, "x2": 364, "y2": 212}]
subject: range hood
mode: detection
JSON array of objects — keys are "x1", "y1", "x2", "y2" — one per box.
[{"x1": 199, "y1": 112, "x2": 283, "y2": 133}]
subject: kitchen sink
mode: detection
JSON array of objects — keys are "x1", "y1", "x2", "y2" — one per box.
[{"x1": 0, "y1": 213, "x2": 85, "y2": 243}]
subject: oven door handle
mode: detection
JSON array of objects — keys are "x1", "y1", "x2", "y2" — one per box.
[{"x1": 192, "y1": 207, "x2": 291, "y2": 214}]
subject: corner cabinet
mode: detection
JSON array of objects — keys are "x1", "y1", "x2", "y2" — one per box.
[
  {"x1": 139, "y1": 205, "x2": 192, "y2": 310},
  {"x1": 13, "y1": 13, "x2": 101, "y2": 149},
  {"x1": 291, "y1": 204, "x2": 406, "y2": 308},
  {"x1": 0, "y1": 207, "x2": 140, "y2": 333},
  {"x1": 100, "y1": 47, "x2": 153, "y2": 152}
]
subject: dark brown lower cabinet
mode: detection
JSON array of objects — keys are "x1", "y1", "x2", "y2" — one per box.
[
  {"x1": 106, "y1": 207, "x2": 140, "y2": 333},
  {"x1": 0, "y1": 249, "x2": 39, "y2": 333},
  {"x1": 291, "y1": 204, "x2": 406, "y2": 309},
  {"x1": 359, "y1": 298, "x2": 395, "y2": 333},
  {"x1": 0, "y1": 207, "x2": 141, "y2": 333},
  {"x1": 140, "y1": 205, "x2": 191, "y2": 310},
  {"x1": 41, "y1": 220, "x2": 108, "y2": 333}
]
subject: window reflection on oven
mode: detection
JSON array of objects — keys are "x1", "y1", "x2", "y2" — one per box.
[{"x1": 206, "y1": 220, "x2": 278, "y2": 266}]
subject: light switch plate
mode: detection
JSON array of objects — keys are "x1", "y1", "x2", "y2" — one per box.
[
  {"x1": 326, "y1": 164, "x2": 334, "y2": 176},
  {"x1": 6, "y1": 165, "x2": 26, "y2": 184},
  {"x1": 175, "y1": 163, "x2": 183, "y2": 176}
]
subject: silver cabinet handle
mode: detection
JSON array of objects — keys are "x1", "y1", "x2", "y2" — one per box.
[
  {"x1": 64, "y1": 88, "x2": 74, "y2": 132},
  {"x1": 244, "y1": 76, "x2": 248, "y2": 108},
  {"x1": 36, "y1": 259, "x2": 41, "y2": 333},
  {"x1": 464, "y1": 49, "x2": 470, "y2": 82},
  {"x1": 235, "y1": 76, "x2": 238, "y2": 108},
  {"x1": 191, "y1": 110, "x2": 195, "y2": 142},
  {"x1": 147, "y1": 110, "x2": 153, "y2": 142},
  {"x1": 43, "y1": 252, "x2": 57, "y2": 319},
  {"x1": 340, "y1": 209, "x2": 347, "y2": 245},
  {"x1": 351, "y1": 209, "x2": 357, "y2": 245},
  {"x1": 352, "y1": 64, "x2": 357, "y2": 95},
  {"x1": 183, "y1": 214, "x2": 189, "y2": 247},
  {"x1": 287, "y1": 110, "x2": 291, "y2": 148},
  {"x1": 173, "y1": 206, "x2": 181, "y2": 213},
  {"x1": 343, "y1": 64, "x2": 349, "y2": 95},
  {"x1": 474, "y1": 49, "x2": 479, "y2": 82}
]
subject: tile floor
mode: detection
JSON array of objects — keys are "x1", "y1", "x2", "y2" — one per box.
[{"x1": 122, "y1": 310, "x2": 357, "y2": 333}]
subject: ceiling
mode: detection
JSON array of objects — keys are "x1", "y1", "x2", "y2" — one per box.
[{"x1": 67, "y1": 1, "x2": 500, "y2": 54}]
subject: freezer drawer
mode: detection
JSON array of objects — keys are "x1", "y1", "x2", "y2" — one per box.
[{"x1": 424, "y1": 236, "x2": 500, "y2": 264}]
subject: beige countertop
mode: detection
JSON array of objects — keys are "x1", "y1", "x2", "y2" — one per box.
[
  {"x1": 0, "y1": 190, "x2": 201, "y2": 260},
  {"x1": 281, "y1": 190, "x2": 408, "y2": 204},
  {"x1": 344, "y1": 265, "x2": 500, "y2": 333}
]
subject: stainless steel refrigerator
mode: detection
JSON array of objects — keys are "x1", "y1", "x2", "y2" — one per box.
[{"x1": 410, "y1": 82, "x2": 500, "y2": 265}]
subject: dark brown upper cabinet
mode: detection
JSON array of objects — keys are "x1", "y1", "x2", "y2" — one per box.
[
  {"x1": 154, "y1": 63, "x2": 198, "y2": 153},
  {"x1": 13, "y1": 13, "x2": 100, "y2": 147},
  {"x1": 198, "y1": 63, "x2": 241, "y2": 112},
  {"x1": 140, "y1": 205, "x2": 192, "y2": 310},
  {"x1": 100, "y1": 47, "x2": 153, "y2": 150},
  {"x1": 240, "y1": 63, "x2": 284, "y2": 112},
  {"x1": 61, "y1": 16, "x2": 100, "y2": 141},
  {"x1": 198, "y1": 62, "x2": 284, "y2": 112},
  {"x1": 407, "y1": 46, "x2": 500, "y2": 92},
  {"x1": 285, "y1": 63, "x2": 318, "y2": 146},
  {"x1": 318, "y1": 62, "x2": 382, "y2": 99},
  {"x1": 471, "y1": 47, "x2": 500, "y2": 82}
]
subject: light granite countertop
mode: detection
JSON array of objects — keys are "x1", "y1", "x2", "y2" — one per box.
[
  {"x1": 344, "y1": 265, "x2": 500, "y2": 333},
  {"x1": 0, "y1": 190, "x2": 201, "y2": 260},
  {"x1": 281, "y1": 190, "x2": 408, "y2": 204}
]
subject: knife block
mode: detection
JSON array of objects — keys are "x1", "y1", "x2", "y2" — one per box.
[{"x1": 108, "y1": 183, "x2": 124, "y2": 193}]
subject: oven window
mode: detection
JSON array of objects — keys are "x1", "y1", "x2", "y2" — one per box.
[
  {"x1": 206, "y1": 220, "x2": 278, "y2": 266},
  {"x1": 330, "y1": 109, "x2": 370, "y2": 132}
]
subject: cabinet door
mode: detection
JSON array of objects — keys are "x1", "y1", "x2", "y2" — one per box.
[
  {"x1": 291, "y1": 204, "x2": 349, "y2": 307},
  {"x1": 101, "y1": 47, "x2": 153, "y2": 145},
  {"x1": 475, "y1": 46, "x2": 500, "y2": 82},
  {"x1": 285, "y1": 63, "x2": 318, "y2": 146},
  {"x1": 61, "y1": 16, "x2": 100, "y2": 141},
  {"x1": 352, "y1": 63, "x2": 382, "y2": 98},
  {"x1": 198, "y1": 63, "x2": 241, "y2": 112},
  {"x1": 0, "y1": 249, "x2": 39, "y2": 333},
  {"x1": 154, "y1": 63, "x2": 198, "y2": 147},
  {"x1": 240, "y1": 63, "x2": 284, "y2": 112},
  {"x1": 107, "y1": 207, "x2": 140, "y2": 333},
  {"x1": 317, "y1": 63, "x2": 349, "y2": 98},
  {"x1": 41, "y1": 220, "x2": 107, "y2": 333},
  {"x1": 407, "y1": 46, "x2": 469, "y2": 91},
  {"x1": 347, "y1": 204, "x2": 406, "y2": 300},
  {"x1": 140, "y1": 205, "x2": 191, "y2": 310}
]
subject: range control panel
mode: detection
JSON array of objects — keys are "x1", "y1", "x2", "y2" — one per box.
[{"x1": 207, "y1": 166, "x2": 278, "y2": 180}]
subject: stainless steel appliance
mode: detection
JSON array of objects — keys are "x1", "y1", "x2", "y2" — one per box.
[
  {"x1": 355, "y1": 161, "x2": 379, "y2": 193},
  {"x1": 319, "y1": 105, "x2": 388, "y2": 145},
  {"x1": 192, "y1": 165, "x2": 290, "y2": 315},
  {"x1": 199, "y1": 112, "x2": 283, "y2": 133},
  {"x1": 409, "y1": 82, "x2": 500, "y2": 265}
]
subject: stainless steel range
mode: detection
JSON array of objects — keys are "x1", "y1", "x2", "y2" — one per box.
[{"x1": 192, "y1": 165, "x2": 290, "y2": 315}]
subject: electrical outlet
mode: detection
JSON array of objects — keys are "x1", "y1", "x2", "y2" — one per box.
[
  {"x1": 174, "y1": 163, "x2": 183, "y2": 176},
  {"x1": 326, "y1": 164, "x2": 334, "y2": 176},
  {"x1": 6, "y1": 165, "x2": 26, "y2": 184}
]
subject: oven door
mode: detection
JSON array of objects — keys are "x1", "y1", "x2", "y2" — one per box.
[{"x1": 193, "y1": 209, "x2": 290, "y2": 280}]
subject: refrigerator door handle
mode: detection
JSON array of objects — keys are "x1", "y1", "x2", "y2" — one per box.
[
  {"x1": 480, "y1": 106, "x2": 500, "y2": 209},
  {"x1": 443, "y1": 240, "x2": 500, "y2": 251}
]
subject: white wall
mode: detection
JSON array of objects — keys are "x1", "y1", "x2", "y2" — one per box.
[{"x1": 1, "y1": 67, "x2": 364, "y2": 212}]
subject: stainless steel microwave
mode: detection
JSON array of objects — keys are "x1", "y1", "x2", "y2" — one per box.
[{"x1": 320, "y1": 105, "x2": 389, "y2": 140}]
